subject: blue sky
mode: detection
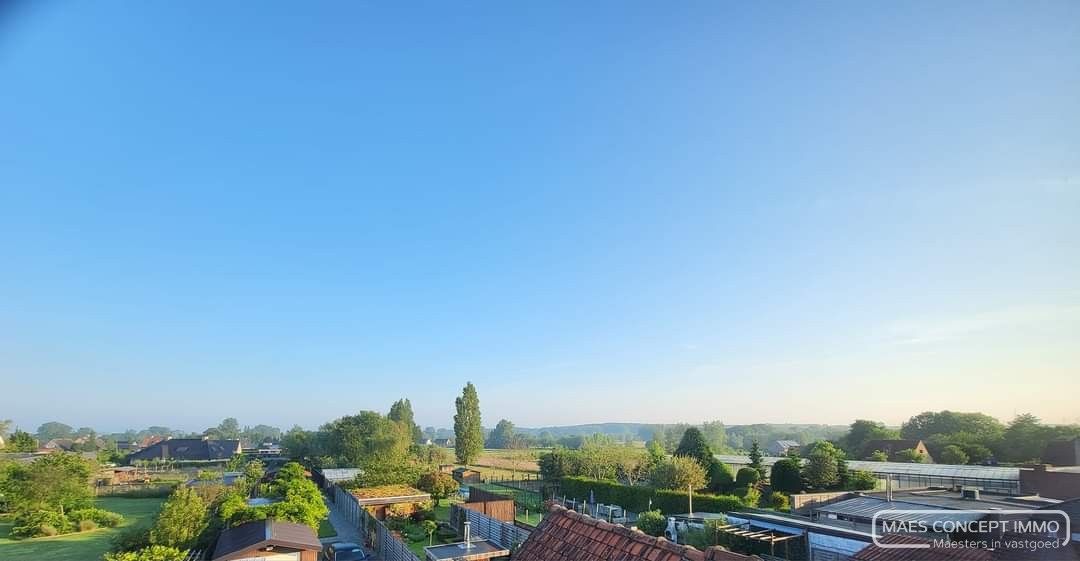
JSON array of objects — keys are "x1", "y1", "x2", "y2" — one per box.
[{"x1": 1, "y1": 1, "x2": 1077, "y2": 433}]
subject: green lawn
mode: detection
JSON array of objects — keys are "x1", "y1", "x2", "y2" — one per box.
[
  {"x1": 318, "y1": 518, "x2": 337, "y2": 539},
  {"x1": 0, "y1": 497, "x2": 165, "y2": 561}
]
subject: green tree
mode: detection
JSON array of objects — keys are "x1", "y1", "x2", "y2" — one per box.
[
  {"x1": 417, "y1": 471, "x2": 458, "y2": 506},
  {"x1": 803, "y1": 448, "x2": 840, "y2": 489},
  {"x1": 846, "y1": 470, "x2": 877, "y2": 491},
  {"x1": 241, "y1": 425, "x2": 282, "y2": 445},
  {"x1": 453, "y1": 382, "x2": 483, "y2": 465},
  {"x1": 770, "y1": 458, "x2": 803, "y2": 493},
  {"x1": 105, "y1": 545, "x2": 189, "y2": 561},
  {"x1": 707, "y1": 459, "x2": 735, "y2": 494},
  {"x1": 388, "y1": 398, "x2": 422, "y2": 443},
  {"x1": 4, "y1": 452, "x2": 94, "y2": 516},
  {"x1": 422, "y1": 519, "x2": 438, "y2": 545},
  {"x1": 700, "y1": 421, "x2": 729, "y2": 454},
  {"x1": 635, "y1": 510, "x2": 667, "y2": 536},
  {"x1": 894, "y1": 448, "x2": 927, "y2": 463},
  {"x1": 5, "y1": 430, "x2": 38, "y2": 452},
  {"x1": 1001, "y1": 413, "x2": 1049, "y2": 463},
  {"x1": 646, "y1": 438, "x2": 666, "y2": 467},
  {"x1": 36, "y1": 421, "x2": 74, "y2": 442},
  {"x1": 748, "y1": 440, "x2": 765, "y2": 478},
  {"x1": 212, "y1": 418, "x2": 242, "y2": 440},
  {"x1": 649, "y1": 456, "x2": 707, "y2": 491},
  {"x1": 867, "y1": 450, "x2": 889, "y2": 461},
  {"x1": 840, "y1": 420, "x2": 899, "y2": 457},
  {"x1": 149, "y1": 487, "x2": 209, "y2": 549},
  {"x1": 735, "y1": 467, "x2": 760, "y2": 487},
  {"x1": 675, "y1": 428, "x2": 713, "y2": 470},
  {"x1": 241, "y1": 459, "x2": 265, "y2": 496},
  {"x1": 321, "y1": 411, "x2": 411, "y2": 467},
  {"x1": 281, "y1": 425, "x2": 313, "y2": 460},
  {"x1": 486, "y1": 419, "x2": 515, "y2": 449},
  {"x1": 940, "y1": 445, "x2": 969, "y2": 465}
]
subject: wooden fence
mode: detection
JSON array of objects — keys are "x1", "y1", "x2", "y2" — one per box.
[
  {"x1": 450, "y1": 504, "x2": 531, "y2": 551},
  {"x1": 332, "y1": 485, "x2": 422, "y2": 561}
]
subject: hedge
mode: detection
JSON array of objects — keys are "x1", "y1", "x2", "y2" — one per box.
[{"x1": 559, "y1": 477, "x2": 744, "y2": 515}]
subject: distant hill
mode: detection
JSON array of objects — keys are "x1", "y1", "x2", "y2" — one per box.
[{"x1": 515, "y1": 423, "x2": 656, "y2": 439}]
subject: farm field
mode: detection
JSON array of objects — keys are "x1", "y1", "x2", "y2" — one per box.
[
  {"x1": 0, "y1": 497, "x2": 165, "y2": 561},
  {"x1": 462, "y1": 448, "x2": 546, "y2": 478}
]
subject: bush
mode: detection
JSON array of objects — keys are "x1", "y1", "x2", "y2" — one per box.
[
  {"x1": 559, "y1": 477, "x2": 743, "y2": 515},
  {"x1": 635, "y1": 510, "x2": 666, "y2": 536},
  {"x1": 649, "y1": 456, "x2": 707, "y2": 491},
  {"x1": 11, "y1": 510, "x2": 72, "y2": 538},
  {"x1": 735, "y1": 467, "x2": 760, "y2": 487},
  {"x1": 70, "y1": 507, "x2": 125, "y2": 528},
  {"x1": 738, "y1": 486, "x2": 760, "y2": 508},
  {"x1": 707, "y1": 460, "x2": 735, "y2": 494},
  {"x1": 769, "y1": 458, "x2": 803, "y2": 493},
  {"x1": 79, "y1": 519, "x2": 99, "y2": 532},
  {"x1": 112, "y1": 523, "x2": 153, "y2": 553},
  {"x1": 104, "y1": 545, "x2": 190, "y2": 561},
  {"x1": 846, "y1": 470, "x2": 877, "y2": 491},
  {"x1": 767, "y1": 492, "x2": 789, "y2": 511}
]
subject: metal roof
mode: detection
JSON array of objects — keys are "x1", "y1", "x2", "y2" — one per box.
[
  {"x1": 815, "y1": 496, "x2": 984, "y2": 525},
  {"x1": 320, "y1": 468, "x2": 363, "y2": 481},
  {"x1": 713, "y1": 455, "x2": 1020, "y2": 481}
]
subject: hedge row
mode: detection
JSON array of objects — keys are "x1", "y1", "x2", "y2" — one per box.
[{"x1": 559, "y1": 476, "x2": 745, "y2": 515}]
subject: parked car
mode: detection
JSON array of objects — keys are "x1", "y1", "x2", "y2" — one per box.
[{"x1": 325, "y1": 541, "x2": 367, "y2": 561}]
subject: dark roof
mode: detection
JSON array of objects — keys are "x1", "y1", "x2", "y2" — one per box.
[
  {"x1": 852, "y1": 532, "x2": 1080, "y2": 561},
  {"x1": 128, "y1": 438, "x2": 240, "y2": 461},
  {"x1": 212, "y1": 519, "x2": 322, "y2": 561},
  {"x1": 853, "y1": 534, "x2": 991, "y2": 561},
  {"x1": 514, "y1": 505, "x2": 757, "y2": 561}
]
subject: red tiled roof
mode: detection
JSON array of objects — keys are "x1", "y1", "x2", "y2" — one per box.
[{"x1": 513, "y1": 506, "x2": 756, "y2": 561}]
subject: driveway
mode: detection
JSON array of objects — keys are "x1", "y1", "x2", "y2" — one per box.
[{"x1": 322, "y1": 494, "x2": 365, "y2": 547}]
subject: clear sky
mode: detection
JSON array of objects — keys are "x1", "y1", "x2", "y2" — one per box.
[{"x1": 1, "y1": 1, "x2": 1077, "y2": 434}]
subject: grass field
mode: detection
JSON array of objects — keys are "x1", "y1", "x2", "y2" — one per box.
[
  {"x1": 470, "y1": 449, "x2": 543, "y2": 474},
  {"x1": 0, "y1": 497, "x2": 165, "y2": 561}
]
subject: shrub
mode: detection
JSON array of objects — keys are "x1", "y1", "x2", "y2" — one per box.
[
  {"x1": 735, "y1": 467, "x2": 760, "y2": 487},
  {"x1": 767, "y1": 492, "x2": 789, "y2": 511},
  {"x1": 79, "y1": 519, "x2": 99, "y2": 532},
  {"x1": 769, "y1": 458, "x2": 803, "y2": 493},
  {"x1": 634, "y1": 510, "x2": 666, "y2": 536},
  {"x1": 708, "y1": 460, "x2": 735, "y2": 494},
  {"x1": 112, "y1": 523, "x2": 153, "y2": 552},
  {"x1": 649, "y1": 456, "x2": 707, "y2": 491},
  {"x1": 104, "y1": 545, "x2": 190, "y2": 561},
  {"x1": 739, "y1": 486, "x2": 761, "y2": 508},
  {"x1": 846, "y1": 470, "x2": 877, "y2": 491},
  {"x1": 70, "y1": 507, "x2": 125, "y2": 528},
  {"x1": 11, "y1": 510, "x2": 72, "y2": 538},
  {"x1": 559, "y1": 476, "x2": 743, "y2": 515}
]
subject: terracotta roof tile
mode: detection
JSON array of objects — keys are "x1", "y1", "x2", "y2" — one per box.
[{"x1": 513, "y1": 506, "x2": 757, "y2": 561}]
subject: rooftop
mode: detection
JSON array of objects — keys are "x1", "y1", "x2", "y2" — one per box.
[
  {"x1": 424, "y1": 539, "x2": 509, "y2": 561},
  {"x1": 513, "y1": 505, "x2": 757, "y2": 561},
  {"x1": 211, "y1": 519, "x2": 322, "y2": 561},
  {"x1": 350, "y1": 485, "x2": 430, "y2": 505}
]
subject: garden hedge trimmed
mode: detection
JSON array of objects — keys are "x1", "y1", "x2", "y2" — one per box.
[{"x1": 558, "y1": 476, "x2": 744, "y2": 515}]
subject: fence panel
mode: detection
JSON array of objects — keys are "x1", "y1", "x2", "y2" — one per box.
[
  {"x1": 450, "y1": 504, "x2": 531, "y2": 551},
  {"x1": 333, "y1": 484, "x2": 418, "y2": 561}
]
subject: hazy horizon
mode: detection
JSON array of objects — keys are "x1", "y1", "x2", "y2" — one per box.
[{"x1": 2, "y1": 2, "x2": 1078, "y2": 432}]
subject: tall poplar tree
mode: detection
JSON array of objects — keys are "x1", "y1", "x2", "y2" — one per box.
[{"x1": 454, "y1": 382, "x2": 483, "y2": 465}]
